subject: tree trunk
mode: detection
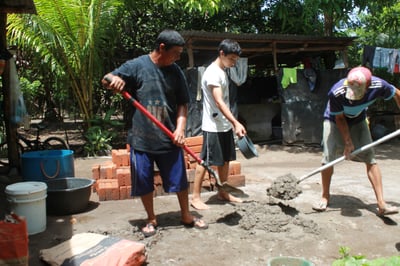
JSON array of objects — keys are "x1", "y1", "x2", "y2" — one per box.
[{"x1": 324, "y1": 12, "x2": 334, "y2": 37}]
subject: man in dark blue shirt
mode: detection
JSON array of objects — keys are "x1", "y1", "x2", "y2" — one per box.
[{"x1": 102, "y1": 29, "x2": 208, "y2": 237}]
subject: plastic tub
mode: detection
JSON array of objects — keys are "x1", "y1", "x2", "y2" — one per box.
[
  {"x1": 21, "y1": 150, "x2": 75, "y2": 181},
  {"x1": 46, "y1": 177, "x2": 95, "y2": 215},
  {"x1": 5, "y1": 181, "x2": 47, "y2": 235}
]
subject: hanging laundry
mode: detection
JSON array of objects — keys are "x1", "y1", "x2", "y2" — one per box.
[
  {"x1": 227, "y1": 57, "x2": 248, "y2": 86},
  {"x1": 372, "y1": 47, "x2": 393, "y2": 70},
  {"x1": 362, "y1": 45, "x2": 376, "y2": 68},
  {"x1": 303, "y1": 68, "x2": 317, "y2": 92},
  {"x1": 281, "y1": 67, "x2": 297, "y2": 89}
]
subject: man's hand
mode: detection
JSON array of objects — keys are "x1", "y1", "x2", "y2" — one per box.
[
  {"x1": 343, "y1": 141, "x2": 355, "y2": 160},
  {"x1": 102, "y1": 74, "x2": 125, "y2": 92}
]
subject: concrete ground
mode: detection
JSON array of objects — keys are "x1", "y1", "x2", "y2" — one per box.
[{"x1": 1, "y1": 137, "x2": 400, "y2": 265}]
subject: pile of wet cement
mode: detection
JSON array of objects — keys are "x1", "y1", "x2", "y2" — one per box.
[
  {"x1": 233, "y1": 201, "x2": 320, "y2": 234},
  {"x1": 266, "y1": 173, "x2": 302, "y2": 200}
]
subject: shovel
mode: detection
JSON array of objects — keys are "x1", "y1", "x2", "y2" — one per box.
[
  {"x1": 268, "y1": 128, "x2": 400, "y2": 200},
  {"x1": 104, "y1": 77, "x2": 245, "y2": 196}
]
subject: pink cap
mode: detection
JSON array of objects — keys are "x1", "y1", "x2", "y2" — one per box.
[{"x1": 345, "y1": 67, "x2": 372, "y2": 100}]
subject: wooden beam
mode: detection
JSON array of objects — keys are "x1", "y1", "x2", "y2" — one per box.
[{"x1": 188, "y1": 45, "x2": 348, "y2": 54}]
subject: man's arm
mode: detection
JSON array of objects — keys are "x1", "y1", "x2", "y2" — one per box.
[
  {"x1": 393, "y1": 88, "x2": 400, "y2": 108},
  {"x1": 335, "y1": 113, "x2": 354, "y2": 159},
  {"x1": 210, "y1": 85, "x2": 246, "y2": 137},
  {"x1": 173, "y1": 104, "x2": 188, "y2": 147}
]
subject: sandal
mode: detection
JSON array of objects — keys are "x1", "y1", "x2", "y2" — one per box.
[
  {"x1": 141, "y1": 222, "x2": 157, "y2": 237},
  {"x1": 377, "y1": 205, "x2": 399, "y2": 217},
  {"x1": 312, "y1": 201, "x2": 329, "y2": 212},
  {"x1": 181, "y1": 217, "x2": 208, "y2": 230}
]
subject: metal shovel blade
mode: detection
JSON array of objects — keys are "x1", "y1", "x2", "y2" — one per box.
[{"x1": 199, "y1": 161, "x2": 246, "y2": 196}]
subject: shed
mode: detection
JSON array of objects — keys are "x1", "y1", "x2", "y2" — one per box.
[{"x1": 179, "y1": 30, "x2": 356, "y2": 145}]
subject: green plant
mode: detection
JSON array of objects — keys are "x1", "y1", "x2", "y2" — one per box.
[
  {"x1": 84, "y1": 127, "x2": 113, "y2": 156},
  {"x1": 332, "y1": 246, "x2": 400, "y2": 266},
  {"x1": 83, "y1": 108, "x2": 123, "y2": 156}
]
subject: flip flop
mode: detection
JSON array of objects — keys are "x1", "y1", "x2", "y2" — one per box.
[
  {"x1": 181, "y1": 217, "x2": 208, "y2": 230},
  {"x1": 312, "y1": 201, "x2": 328, "y2": 212},
  {"x1": 141, "y1": 222, "x2": 157, "y2": 237},
  {"x1": 377, "y1": 205, "x2": 399, "y2": 217}
]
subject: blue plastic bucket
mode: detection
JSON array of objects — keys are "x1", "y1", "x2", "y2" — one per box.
[{"x1": 21, "y1": 150, "x2": 75, "y2": 181}]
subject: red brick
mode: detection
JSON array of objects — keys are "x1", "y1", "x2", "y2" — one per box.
[
  {"x1": 99, "y1": 162, "x2": 116, "y2": 179},
  {"x1": 116, "y1": 166, "x2": 131, "y2": 186},
  {"x1": 185, "y1": 135, "x2": 203, "y2": 146},
  {"x1": 227, "y1": 174, "x2": 245, "y2": 187},
  {"x1": 229, "y1": 161, "x2": 241, "y2": 175},
  {"x1": 154, "y1": 171, "x2": 162, "y2": 185},
  {"x1": 92, "y1": 164, "x2": 100, "y2": 180},
  {"x1": 96, "y1": 179, "x2": 119, "y2": 201},
  {"x1": 119, "y1": 186, "x2": 128, "y2": 200},
  {"x1": 186, "y1": 169, "x2": 196, "y2": 182},
  {"x1": 126, "y1": 186, "x2": 132, "y2": 198},
  {"x1": 184, "y1": 136, "x2": 203, "y2": 169},
  {"x1": 112, "y1": 149, "x2": 130, "y2": 167}
]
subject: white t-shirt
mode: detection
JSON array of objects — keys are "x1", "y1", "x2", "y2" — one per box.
[{"x1": 201, "y1": 62, "x2": 232, "y2": 132}]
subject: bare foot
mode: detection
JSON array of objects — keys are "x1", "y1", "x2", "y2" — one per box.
[
  {"x1": 190, "y1": 198, "x2": 210, "y2": 210},
  {"x1": 217, "y1": 191, "x2": 243, "y2": 203}
]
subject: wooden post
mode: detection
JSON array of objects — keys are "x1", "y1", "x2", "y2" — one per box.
[
  {"x1": 272, "y1": 41, "x2": 278, "y2": 73},
  {"x1": 186, "y1": 39, "x2": 194, "y2": 68},
  {"x1": 0, "y1": 13, "x2": 19, "y2": 172}
]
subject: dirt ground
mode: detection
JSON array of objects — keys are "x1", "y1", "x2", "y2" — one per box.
[{"x1": 2, "y1": 136, "x2": 400, "y2": 266}]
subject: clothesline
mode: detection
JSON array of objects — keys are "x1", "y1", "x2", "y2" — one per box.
[{"x1": 363, "y1": 45, "x2": 400, "y2": 74}]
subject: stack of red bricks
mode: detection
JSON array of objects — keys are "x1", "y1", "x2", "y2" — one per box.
[{"x1": 92, "y1": 136, "x2": 245, "y2": 201}]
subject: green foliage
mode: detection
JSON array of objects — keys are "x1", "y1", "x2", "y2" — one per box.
[
  {"x1": 7, "y1": 0, "x2": 125, "y2": 124},
  {"x1": 332, "y1": 246, "x2": 400, "y2": 266},
  {"x1": 83, "y1": 108, "x2": 124, "y2": 156},
  {"x1": 84, "y1": 126, "x2": 113, "y2": 156}
]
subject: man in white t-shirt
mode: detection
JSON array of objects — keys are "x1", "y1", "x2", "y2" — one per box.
[{"x1": 190, "y1": 39, "x2": 247, "y2": 210}]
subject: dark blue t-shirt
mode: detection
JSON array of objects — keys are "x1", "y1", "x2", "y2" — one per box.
[
  {"x1": 112, "y1": 55, "x2": 189, "y2": 153},
  {"x1": 324, "y1": 76, "x2": 396, "y2": 125}
]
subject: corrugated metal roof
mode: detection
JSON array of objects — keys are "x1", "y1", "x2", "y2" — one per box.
[
  {"x1": 180, "y1": 30, "x2": 355, "y2": 54},
  {"x1": 179, "y1": 30, "x2": 356, "y2": 68}
]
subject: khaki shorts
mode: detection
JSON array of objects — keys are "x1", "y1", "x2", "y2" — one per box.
[{"x1": 322, "y1": 119, "x2": 376, "y2": 164}]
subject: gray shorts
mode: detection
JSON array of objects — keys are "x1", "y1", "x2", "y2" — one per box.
[{"x1": 322, "y1": 119, "x2": 376, "y2": 164}]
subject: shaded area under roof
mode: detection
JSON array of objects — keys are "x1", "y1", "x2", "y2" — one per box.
[
  {"x1": 0, "y1": 0, "x2": 37, "y2": 14},
  {"x1": 179, "y1": 30, "x2": 356, "y2": 69}
]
